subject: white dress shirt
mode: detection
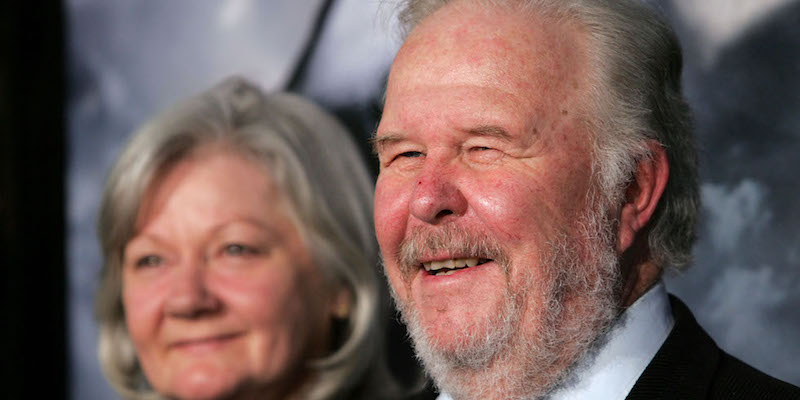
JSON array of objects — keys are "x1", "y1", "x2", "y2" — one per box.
[{"x1": 437, "y1": 281, "x2": 674, "y2": 400}]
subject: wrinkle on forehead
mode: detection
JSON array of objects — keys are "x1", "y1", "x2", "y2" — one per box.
[
  {"x1": 397, "y1": 3, "x2": 586, "y2": 92},
  {"x1": 383, "y1": 2, "x2": 592, "y2": 150},
  {"x1": 389, "y1": 1, "x2": 591, "y2": 134}
]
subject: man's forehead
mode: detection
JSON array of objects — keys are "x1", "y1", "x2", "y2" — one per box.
[
  {"x1": 388, "y1": 2, "x2": 588, "y2": 101},
  {"x1": 381, "y1": 2, "x2": 591, "y2": 144},
  {"x1": 376, "y1": 82, "x2": 540, "y2": 141}
]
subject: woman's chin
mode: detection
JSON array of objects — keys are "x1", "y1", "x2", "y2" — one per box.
[{"x1": 163, "y1": 367, "x2": 245, "y2": 400}]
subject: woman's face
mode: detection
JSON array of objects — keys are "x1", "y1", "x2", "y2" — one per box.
[{"x1": 122, "y1": 149, "x2": 334, "y2": 399}]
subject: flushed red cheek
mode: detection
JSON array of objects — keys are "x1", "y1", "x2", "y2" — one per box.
[
  {"x1": 124, "y1": 285, "x2": 164, "y2": 333},
  {"x1": 469, "y1": 179, "x2": 546, "y2": 240},
  {"x1": 374, "y1": 180, "x2": 411, "y2": 246},
  {"x1": 374, "y1": 181, "x2": 416, "y2": 298}
]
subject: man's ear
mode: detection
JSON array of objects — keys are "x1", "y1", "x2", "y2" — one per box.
[{"x1": 617, "y1": 141, "x2": 669, "y2": 254}]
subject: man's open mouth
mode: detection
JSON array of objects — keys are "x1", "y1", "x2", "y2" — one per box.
[{"x1": 422, "y1": 257, "x2": 492, "y2": 276}]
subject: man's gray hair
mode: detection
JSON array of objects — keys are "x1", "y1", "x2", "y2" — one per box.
[
  {"x1": 96, "y1": 77, "x2": 398, "y2": 399},
  {"x1": 396, "y1": 0, "x2": 699, "y2": 270}
]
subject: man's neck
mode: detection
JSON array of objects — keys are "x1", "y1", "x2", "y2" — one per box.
[
  {"x1": 547, "y1": 281, "x2": 674, "y2": 400},
  {"x1": 621, "y1": 261, "x2": 663, "y2": 307}
]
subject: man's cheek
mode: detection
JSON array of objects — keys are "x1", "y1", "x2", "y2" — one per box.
[
  {"x1": 386, "y1": 267, "x2": 412, "y2": 303},
  {"x1": 471, "y1": 184, "x2": 535, "y2": 241},
  {"x1": 374, "y1": 210, "x2": 404, "y2": 257},
  {"x1": 374, "y1": 180, "x2": 411, "y2": 245}
]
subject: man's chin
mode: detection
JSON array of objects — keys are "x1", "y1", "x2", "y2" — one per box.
[
  {"x1": 407, "y1": 322, "x2": 498, "y2": 374},
  {"x1": 402, "y1": 295, "x2": 522, "y2": 372},
  {"x1": 414, "y1": 324, "x2": 499, "y2": 367},
  {"x1": 414, "y1": 310, "x2": 495, "y2": 344}
]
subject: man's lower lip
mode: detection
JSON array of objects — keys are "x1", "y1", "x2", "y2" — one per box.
[
  {"x1": 420, "y1": 260, "x2": 493, "y2": 279},
  {"x1": 412, "y1": 260, "x2": 503, "y2": 296}
]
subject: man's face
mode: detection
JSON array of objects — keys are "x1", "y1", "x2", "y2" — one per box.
[{"x1": 374, "y1": 3, "x2": 621, "y2": 398}]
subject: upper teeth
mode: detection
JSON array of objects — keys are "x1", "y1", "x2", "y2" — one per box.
[{"x1": 423, "y1": 258, "x2": 480, "y2": 271}]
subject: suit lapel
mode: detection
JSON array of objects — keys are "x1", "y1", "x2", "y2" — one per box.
[{"x1": 625, "y1": 296, "x2": 721, "y2": 400}]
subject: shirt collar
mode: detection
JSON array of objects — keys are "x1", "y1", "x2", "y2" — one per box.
[{"x1": 437, "y1": 281, "x2": 674, "y2": 400}]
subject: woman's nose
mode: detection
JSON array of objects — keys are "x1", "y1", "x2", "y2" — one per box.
[{"x1": 164, "y1": 259, "x2": 221, "y2": 319}]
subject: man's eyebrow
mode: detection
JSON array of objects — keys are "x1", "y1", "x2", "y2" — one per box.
[
  {"x1": 466, "y1": 125, "x2": 513, "y2": 140},
  {"x1": 370, "y1": 126, "x2": 513, "y2": 154},
  {"x1": 369, "y1": 133, "x2": 405, "y2": 155}
]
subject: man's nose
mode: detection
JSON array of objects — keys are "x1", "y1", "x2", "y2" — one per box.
[
  {"x1": 409, "y1": 162, "x2": 467, "y2": 224},
  {"x1": 164, "y1": 258, "x2": 221, "y2": 319}
]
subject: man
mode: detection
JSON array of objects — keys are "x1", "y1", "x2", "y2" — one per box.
[{"x1": 372, "y1": 0, "x2": 800, "y2": 399}]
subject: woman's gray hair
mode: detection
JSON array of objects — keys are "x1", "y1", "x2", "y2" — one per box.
[
  {"x1": 395, "y1": 0, "x2": 699, "y2": 270},
  {"x1": 96, "y1": 77, "x2": 399, "y2": 399}
]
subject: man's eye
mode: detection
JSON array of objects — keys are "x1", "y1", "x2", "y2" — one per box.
[
  {"x1": 396, "y1": 151, "x2": 423, "y2": 159},
  {"x1": 467, "y1": 146, "x2": 503, "y2": 162},
  {"x1": 381, "y1": 150, "x2": 425, "y2": 169},
  {"x1": 135, "y1": 255, "x2": 163, "y2": 268}
]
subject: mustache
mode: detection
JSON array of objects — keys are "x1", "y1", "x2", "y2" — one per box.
[{"x1": 397, "y1": 224, "x2": 510, "y2": 277}]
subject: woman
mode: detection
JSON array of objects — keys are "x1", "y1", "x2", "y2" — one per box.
[{"x1": 95, "y1": 77, "x2": 401, "y2": 399}]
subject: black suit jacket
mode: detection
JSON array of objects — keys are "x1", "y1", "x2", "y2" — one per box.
[{"x1": 626, "y1": 295, "x2": 800, "y2": 400}]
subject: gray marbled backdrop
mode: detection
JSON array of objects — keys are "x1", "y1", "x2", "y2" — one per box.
[{"x1": 67, "y1": 1, "x2": 800, "y2": 399}]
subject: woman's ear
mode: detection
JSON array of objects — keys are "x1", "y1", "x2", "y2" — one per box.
[
  {"x1": 617, "y1": 141, "x2": 669, "y2": 254},
  {"x1": 330, "y1": 287, "x2": 352, "y2": 320}
]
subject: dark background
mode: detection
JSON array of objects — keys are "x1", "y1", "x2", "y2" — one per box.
[
  {"x1": 1, "y1": 1, "x2": 798, "y2": 398},
  {"x1": 1, "y1": 1, "x2": 67, "y2": 398}
]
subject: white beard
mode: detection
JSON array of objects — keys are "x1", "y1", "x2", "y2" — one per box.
[{"x1": 388, "y1": 198, "x2": 623, "y2": 400}]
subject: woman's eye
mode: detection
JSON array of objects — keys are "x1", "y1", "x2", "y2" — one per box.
[
  {"x1": 135, "y1": 255, "x2": 163, "y2": 268},
  {"x1": 224, "y1": 243, "x2": 258, "y2": 256}
]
